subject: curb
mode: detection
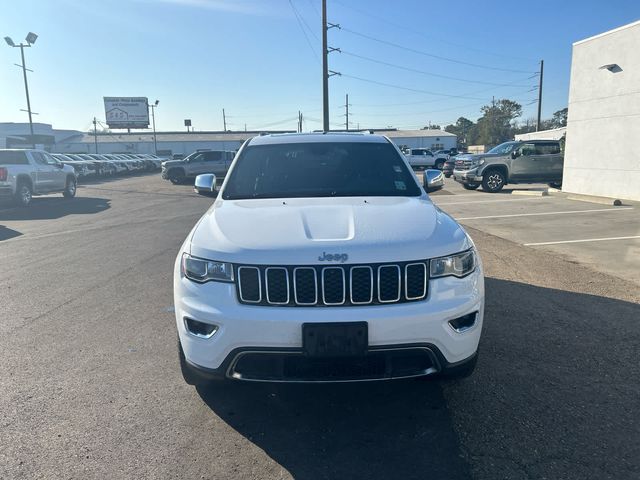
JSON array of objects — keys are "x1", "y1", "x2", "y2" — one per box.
[
  {"x1": 566, "y1": 194, "x2": 623, "y2": 206},
  {"x1": 511, "y1": 189, "x2": 549, "y2": 197}
]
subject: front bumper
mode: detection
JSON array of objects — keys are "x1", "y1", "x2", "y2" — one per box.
[
  {"x1": 453, "y1": 168, "x2": 482, "y2": 184},
  {"x1": 174, "y1": 257, "x2": 484, "y2": 381}
]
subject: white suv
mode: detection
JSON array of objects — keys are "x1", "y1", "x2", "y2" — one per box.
[{"x1": 174, "y1": 133, "x2": 484, "y2": 384}]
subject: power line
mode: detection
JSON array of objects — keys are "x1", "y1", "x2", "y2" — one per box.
[
  {"x1": 340, "y1": 50, "x2": 530, "y2": 87},
  {"x1": 339, "y1": 27, "x2": 537, "y2": 74},
  {"x1": 332, "y1": 0, "x2": 536, "y2": 63},
  {"x1": 353, "y1": 75, "x2": 536, "y2": 107},
  {"x1": 288, "y1": 0, "x2": 320, "y2": 63},
  {"x1": 341, "y1": 73, "x2": 489, "y2": 100}
]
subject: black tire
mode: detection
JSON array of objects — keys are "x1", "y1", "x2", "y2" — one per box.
[
  {"x1": 481, "y1": 169, "x2": 506, "y2": 193},
  {"x1": 14, "y1": 180, "x2": 33, "y2": 207},
  {"x1": 548, "y1": 181, "x2": 562, "y2": 189},
  {"x1": 444, "y1": 173, "x2": 452, "y2": 178},
  {"x1": 462, "y1": 183, "x2": 480, "y2": 190},
  {"x1": 63, "y1": 176, "x2": 77, "y2": 198},
  {"x1": 434, "y1": 160, "x2": 445, "y2": 170},
  {"x1": 168, "y1": 168, "x2": 185, "y2": 185},
  {"x1": 440, "y1": 352, "x2": 478, "y2": 380}
]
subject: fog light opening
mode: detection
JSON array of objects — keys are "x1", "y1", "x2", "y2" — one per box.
[
  {"x1": 184, "y1": 317, "x2": 218, "y2": 339},
  {"x1": 448, "y1": 312, "x2": 477, "y2": 333}
]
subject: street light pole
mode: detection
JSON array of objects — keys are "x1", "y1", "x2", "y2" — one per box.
[
  {"x1": 149, "y1": 100, "x2": 159, "y2": 155},
  {"x1": 5, "y1": 33, "x2": 38, "y2": 148}
]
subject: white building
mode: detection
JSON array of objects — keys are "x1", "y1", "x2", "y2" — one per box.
[
  {"x1": 383, "y1": 129, "x2": 457, "y2": 151},
  {"x1": 515, "y1": 127, "x2": 566, "y2": 141},
  {"x1": 562, "y1": 20, "x2": 640, "y2": 201}
]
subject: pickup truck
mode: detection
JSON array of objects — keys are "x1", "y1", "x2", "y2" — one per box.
[
  {"x1": 453, "y1": 140, "x2": 563, "y2": 192},
  {"x1": 173, "y1": 132, "x2": 484, "y2": 385},
  {"x1": 161, "y1": 150, "x2": 236, "y2": 184},
  {"x1": 0, "y1": 149, "x2": 77, "y2": 206},
  {"x1": 404, "y1": 148, "x2": 450, "y2": 170}
]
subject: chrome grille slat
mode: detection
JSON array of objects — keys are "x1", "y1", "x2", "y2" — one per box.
[{"x1": 236, "y1": 261, "x2": 428, "y2": 307}]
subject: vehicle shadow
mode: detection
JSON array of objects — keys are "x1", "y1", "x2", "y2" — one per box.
[
  {"x1": 197, "y1": 376, "x2": 471, "y2": 480},
  {"x1": 0, "y1": 225, "x2": 22, "y2": 241},
  {"x1": 0, "y1": 196, "x2": 111, "y2": 221}
]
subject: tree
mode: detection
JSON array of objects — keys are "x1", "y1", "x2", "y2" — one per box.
[
  {"x1": 445, "y1": 117, "x2": 476, "y2": 147},
  {"x1": 550, "y1": 107, "x2": 568, "y2": 128},
  {"x1": 475, "y1": 99, "x2": 522, "y2": 146}
]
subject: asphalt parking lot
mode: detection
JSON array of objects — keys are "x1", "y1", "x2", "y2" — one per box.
[{"x1": 1, "y1": 174, "x2": 639, "y2": 480}]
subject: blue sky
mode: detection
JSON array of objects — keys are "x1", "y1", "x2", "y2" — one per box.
[{"x1": 1, "y1": 0, "x2": 638, "y2": 132}]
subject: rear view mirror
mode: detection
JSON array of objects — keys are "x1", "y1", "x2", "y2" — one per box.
[
  {"x1": 424, "y1": 169, "x2": 444, "y2": 193},
  {"x1": 194, "y1": 174, "x2": 217, "y2": 196}
]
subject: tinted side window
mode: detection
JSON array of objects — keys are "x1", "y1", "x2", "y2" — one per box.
[
  {"x1": 520, "y1": 144, "x2": 536, "y2": 156},
  {"x1": 0, "y1": 151, "x2": 29, "y2": 165},
  {"x1": 204, "y1": 151, "x2": 223, "y2": 161},
  {"x1": 32, "y1": 152, "x2": 48, "y2": 165},
  {"x1": 535, "y1": 143, "x2": 561, "y2": 155}
]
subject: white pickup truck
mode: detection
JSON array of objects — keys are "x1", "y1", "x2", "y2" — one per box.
[
  {"x1": 404, "y1": 148, "x2": 449, "y2": 170},
  {"x1": 0, "y1": 149, "x2": 77, "y2": 206},
  {"x1": 173, "y1": 133, "x2": 484, "y2": 385}
]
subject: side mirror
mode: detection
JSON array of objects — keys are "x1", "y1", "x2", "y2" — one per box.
[
  {"x1": 424, "y1": 169, "x2": 444, "y2": 193},
  {"x1": 194, "y1": 174, "x2": 217, "y2": 196},
  {"x1": 511, "y1": 150, "x2": 519, "y2": 159}
]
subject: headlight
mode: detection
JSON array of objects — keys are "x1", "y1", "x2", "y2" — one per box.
[
  {"x1": 181, "y1": 253, "x2": 234, "y2": 283},
  {"x1": 430, "y1": 249, "x2": 476, "y2": 278}
]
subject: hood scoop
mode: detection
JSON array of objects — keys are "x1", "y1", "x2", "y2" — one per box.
[{"x1": 301, "y1": 206, "x2": 355, "y2": 241}]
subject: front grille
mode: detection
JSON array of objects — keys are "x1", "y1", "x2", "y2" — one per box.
[
  {"x1": 235, "y1": 261, "x2": 428, "y2": 307},
  {"x1": 455, "y1": 159, "x2": 476, "y2": 170}
]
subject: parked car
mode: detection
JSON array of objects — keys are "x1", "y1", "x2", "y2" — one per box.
[
  {"x1": 453, "y1": 140, "x2": 563, "y2": 192},
  {"x1": 404, "y1": 148, "x2": 436, "y2": 170},
  {"x1": 0, "y1": 149, "x2": 77, "y2": 206},
  {"x1": 174, "y1": 132, "x2": 484, "y2": 385},
  {"x1": 161, "y1": 150, "x2": 236, "y2": 184},
  {"x1": 443, "y1": 155, "x2": 459, "y2": 178},
  {"x1": 52, "y1": 153, "x2": 92, "y2": 177}
]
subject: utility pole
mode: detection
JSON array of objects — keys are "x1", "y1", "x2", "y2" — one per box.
[
  {"x1": 222, "y1": 108, "x2": 227, "y2": 131},
  {"x1": 297, "y1": 110, "x2": 302, "y2": 133},
  {"x1": 536, "y1": 60, "x2": 544, "y2": 131},
  {"x1": 344, "y1": 94, "x2": 350, "y2": 131},
  {"x1": 93, "y1": 117, "x2": 98, "y2": 153},
  {"x1": 322, "y1": 0, "x2": 329, "y2": 132}
]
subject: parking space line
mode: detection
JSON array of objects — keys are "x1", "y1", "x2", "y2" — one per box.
[
  {"x1": 435, "y1": 197, "x2": 549, "y2": 206},
  {"x1": 525, "y1": 235, "x2": 640, "y2": 246},
  {"x1": 457, "y1": 207, "x2": 633, "y2": 221}
]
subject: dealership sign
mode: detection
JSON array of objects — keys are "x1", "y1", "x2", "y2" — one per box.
[{"x1": 104, "y1": 97, "x2": 149, "y2": 129}]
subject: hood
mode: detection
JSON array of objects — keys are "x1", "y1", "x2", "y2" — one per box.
[
  {"x1": 162, "y1": 159, "x2": 185, "y2": 168},
  {"x1": 456, "y1": 153, "x2": 502, "y2": 162},
  {"x1": 189, "y1": 197, "x2": 472, "y2": 265}
]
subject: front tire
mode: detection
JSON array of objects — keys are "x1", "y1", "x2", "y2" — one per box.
[
  {"x1": 168, "y1": 169, "x2": 185, "y2": 185},
  {"x1": 434, "y1": 160, "x2": 445, "y2": 170},
  {"x1": 14, "y1": 181, "x2": 32, "y2": 207},
  {"x1": 482, "y1": 169, "x2": 506, "y2": 193},
  {"x1": 63, "y1": 177, "x2": 77, "y2": 198}
]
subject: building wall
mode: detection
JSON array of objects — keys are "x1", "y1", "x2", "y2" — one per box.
[
  {"x1": 387, "y1": 135, "x2": 456, "y2": 151},
  {"x1": 563, "y1": 21, "x2": 640, "y2": 201},
  {"x1": 52, "y1": 139, "x2": 244, "y2": 155},
  {"x1": 515, "y1": 127, "x2": 567, "y2": 141}
]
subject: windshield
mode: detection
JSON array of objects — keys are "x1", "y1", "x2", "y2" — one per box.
[
  {"x1": 487, "y1": 142, "x2": 519, "y2": 155},
  {"x1": 222, "y1": 141, "x2": 421, "y2": 200}
]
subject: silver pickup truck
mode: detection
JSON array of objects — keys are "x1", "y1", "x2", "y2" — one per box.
[
  {"x1": 0, "y1": 149, "x2": 78, "y2": 206},
  {"x1": 161, "y1": 150, "x2": 236, "y2": 184}
]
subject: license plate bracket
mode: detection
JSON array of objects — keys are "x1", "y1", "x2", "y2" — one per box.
[{"x1": 302, "y1": 322, "x2": 368, "y2": 357}]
